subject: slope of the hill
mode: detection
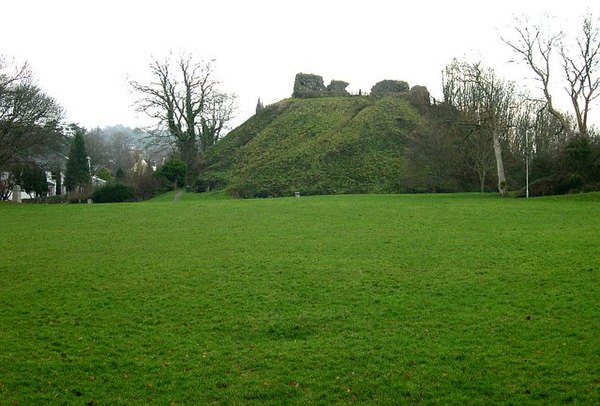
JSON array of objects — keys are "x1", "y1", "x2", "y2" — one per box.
[{"x1": 199, "y1": 96, "x2": 422, "y2": 197}]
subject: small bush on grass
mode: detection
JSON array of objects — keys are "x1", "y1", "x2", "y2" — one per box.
[
  {"x1": 67, "y1": 189, "x2": 93, "y2": 204},
  {"x1": 91, "y1": 183, "x2": 133, "y2": 203},
  {"x1": 129, "y1": 171, "x2": 170, "y2": 201}
]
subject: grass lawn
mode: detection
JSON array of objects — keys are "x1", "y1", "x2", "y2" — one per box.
[{"x1": 1, "y1": 193, "x2": 599, "y2": 404}]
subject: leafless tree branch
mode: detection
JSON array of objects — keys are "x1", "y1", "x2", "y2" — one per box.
[{"x1": 129, "y1": 54, "x2": 236, "y2": 184}]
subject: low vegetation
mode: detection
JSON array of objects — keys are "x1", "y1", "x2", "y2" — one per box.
[
  {"x1": 1, "y1": 193, "x2": 598, "y2": 404},
  {"x1": 90, "y1": 183, "x2": 134, "y2": 203}
]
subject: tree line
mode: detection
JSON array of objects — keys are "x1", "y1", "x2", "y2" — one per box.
[
  {"x1": 2, "y1": 13, "x2": 599, "y2": 200},
  {"x1": 0, "y1": 53, "x2": 184, "y2": 201},
  {"x1": 403, "y1": 14, "x2": 600, "y2": 196},
  {"x1": 131, "y1": 14, "x2": 599, "y2": 197},
  {"x1": 0, "y1": 56, "x2": 77, "y2": 200},
  {"x1": 0, "y1": 56, "x2": 173, "y2": 201}
]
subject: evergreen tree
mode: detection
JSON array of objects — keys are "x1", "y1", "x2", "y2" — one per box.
[
  {"x1": 21, "y1": 165, "x2": 48, "y2": 197},
  {"x1": 256, "y1": 98, "x2": 264, "y2": 114},
  {"x1": 155, "y1": 158, "x2": 187, "y2": 190},
  {"x1": 64, "y1": 127, "x2": 91, "y2": 192},
  {"x1": 96, "y1": 167, "x2": 112, "y2": 181},
  {"x1": 115, "y1": 168, "x2": 125, "y2": 183}
]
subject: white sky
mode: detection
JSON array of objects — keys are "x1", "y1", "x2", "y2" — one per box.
[{"x1": 2, "y1": 0, "x2": 600, "y2": 131}]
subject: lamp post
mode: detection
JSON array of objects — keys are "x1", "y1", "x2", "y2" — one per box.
[{"x1": 525, "y1": 129, "x2": 529, "y2": 199}]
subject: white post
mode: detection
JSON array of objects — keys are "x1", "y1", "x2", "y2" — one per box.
[
  {"x1": 525, "y1": 129, "x2": 529, "y2": 199},
  {"x1": 12, "y1": 185, "x2": 22, "y2": 203}
]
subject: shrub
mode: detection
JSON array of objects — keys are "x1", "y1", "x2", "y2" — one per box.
[
  {"x1": 129, "y1": 171, "x2": 169, "y2": 201},
  {"x1": 196, "y1": 171, "x2": 228, "y2": 193},
  {"x1": 156, "y1": 159, "x2": 187, "y2": 188},
  {"x1": 522, "y1": 177, "x2": 555, "y2": 197},
  {"x1": 96, "y1": 167, "x2": 112, "y2": 181},
  {"x1": 91, "y1": 183, "x2": 133, "y2": 203},
  {"x1": 582, "y1": 182, "x2": 600, "y2": 192},
  {"x1": 25, "y1": 194, "x2": 69, "y2": 204},
  {"x1": 67, "y1": 189, "x2": 93, "y2": 204}
]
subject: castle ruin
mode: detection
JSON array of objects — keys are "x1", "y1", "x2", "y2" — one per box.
[
  {"x1": 292, "y1": 73, "x2": 430, "y2": 107},
  {"x1": 292, "y1": 73, "x2": 350, "y2": 98}
]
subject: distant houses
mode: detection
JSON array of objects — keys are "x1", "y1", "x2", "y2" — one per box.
[{"x1": 0, "y1": 170, "x2": 106, "y2": 201}]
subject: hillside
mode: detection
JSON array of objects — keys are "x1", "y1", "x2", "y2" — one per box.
[{"x1": 198, "y1": 96, "x2": 423, "y2": 197}]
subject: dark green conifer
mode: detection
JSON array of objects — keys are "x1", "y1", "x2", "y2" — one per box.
[{"x1": 64, "y1": 127, "x2": 91, "y2": 192}]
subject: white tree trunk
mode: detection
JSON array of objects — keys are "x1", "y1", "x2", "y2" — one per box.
[{"x1": 492, "y1": 131, "x2": 507, "y2": 196}]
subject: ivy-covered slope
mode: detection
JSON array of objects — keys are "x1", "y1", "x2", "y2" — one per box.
[{"x1": 198, "y1": 96, "x2": 422, "y2": 197}]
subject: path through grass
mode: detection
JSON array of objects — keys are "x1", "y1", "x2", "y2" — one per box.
[{"x1": 1, "y1": 193, "x2": 599, "y2": 404}]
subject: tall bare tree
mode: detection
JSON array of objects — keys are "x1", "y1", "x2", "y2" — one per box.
[
  {"x1": 129, "y1": 55, "x2": 235, "y2": 185},
  {"x1": 443, "y1": 60, "x2": 518, "y2": 196},
  {"x1": 504, "y1": 14, "x2": 600, "y2": 137}
]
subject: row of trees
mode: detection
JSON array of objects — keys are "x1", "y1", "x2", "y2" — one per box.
[
  {"x1": 127, "y1": 15, "x2": 598, "y2": 198},
  {"x1": 0, "y1": 60, "x2": 167, "y2": 200},
  {"x1": 0, "y1": 57, "x2": 65, "y2": 168},
  {"x1": 404, "y1": 14, "x2": 600, "y2": 196},
  {"x1": 1, "y1": 51, "x2": 233, "y2": 201},
  {"x1": 3, "y1": 14, "x2": 598, "y2": 200},
  {"x1": 0, "y1": 56, "x2": 66, "y2": 199}
]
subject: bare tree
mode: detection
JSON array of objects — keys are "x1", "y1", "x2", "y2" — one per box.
[
  {"x1": 83, "y1": 127, "x2": 110, "y2": 174},
  {"x1": 0, "y1": 56, "x2": 65, "y2": 169},
  {"x1": 504, "y1": 14, "x2": 600, "y2": 137},
  {"x1": 560, "y1": 15, "x2": 600, "y2": 136},
  {"x1": 459, "y1": 126, "x2": 496, "y2": 193},
  {"x1": 199, "y1": 91, "x2": 236, "y2": 152},
  {"x1": 443, "y1": 61, "x2": 518, "y2": 195},
  {"x1": 129, "y1": 54, "x2": 235, "y2": 185}
]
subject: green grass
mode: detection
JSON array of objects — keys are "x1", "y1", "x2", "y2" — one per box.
[
  {"x1": 1, "y1": 193, "x2": 599, "y2": 404},
  {"x1": 148, "y1": 189, "x2": 231, "y2": 202}
]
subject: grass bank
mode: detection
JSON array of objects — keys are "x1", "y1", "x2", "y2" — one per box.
[{"x1": 1, "y1": 193, "x2": 599, "y2": 404}]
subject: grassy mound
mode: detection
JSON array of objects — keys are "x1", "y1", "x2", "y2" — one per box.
[
  {"x1": 1, "y1": 193, "x2": 599, "y2": 403},
  {"x1": 199, "y1": 96, "x2": 421, "y2": 197}
]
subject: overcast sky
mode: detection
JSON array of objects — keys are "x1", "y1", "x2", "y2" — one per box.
[{"x1": 2, "y1": 0, "x2": 600, "y2": 131}]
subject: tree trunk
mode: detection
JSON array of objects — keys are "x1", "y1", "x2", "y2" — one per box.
[
  {"x1": 479, "y1": 170, "x2": 486, "y2": 193},
  {"x1": 178, "y1": 138, "x2": 198, "y2": 188},
  {"x1": 492, "y1": 131, "x2": 507, "y2": 196}
]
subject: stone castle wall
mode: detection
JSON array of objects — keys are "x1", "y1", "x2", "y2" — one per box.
[{"x1": 292, "y1": 73, "x2": 430, "y2": 107}]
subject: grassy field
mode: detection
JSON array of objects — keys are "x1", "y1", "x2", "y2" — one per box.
[{"x1": 1, "y1": 192, "x2": 599, "y2": 404}]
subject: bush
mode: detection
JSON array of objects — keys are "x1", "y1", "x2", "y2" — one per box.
[
  {"x1": 156, "y1": 159, "x2": 187, "y2": 188},
  {"x1": 521, "y1": 177, "x2": 555, "y2": 197},
  {"x1": 67, "y1": 189, "x2": 93, "y2": 204},
  {"x1": 25, "y1": 194, "x2": 69, "y2": 204},
  {"x1": 91, "y1": 183, "x2": 133, "y2": 203},
  {"x1": 96, "y1": 167, "x2": 112, "y2": 181},
  {"x1": 196, "y1": 171, "x2": 228, "y2": 193},
  {"x1": 130, "y1": 171, "x2": 169, "y2": 201},
  {"x1": 582, "y1": 182, "x2": 600, "y2": 192}
]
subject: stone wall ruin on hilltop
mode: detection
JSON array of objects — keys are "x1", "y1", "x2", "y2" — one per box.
[
  {"x1": 292, "y1": 73, "x2": 349, "y2": 98},
  {"x1": 370, "y1": 80, "x2": 410, "y2": 96},
  {"x1": 291, "y1": 73, "x2": 430, "y2": 107}
]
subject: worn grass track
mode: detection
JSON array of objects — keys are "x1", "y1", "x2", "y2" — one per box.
[{"x1": 1, "y1": 193, "x2": 599, "y2": 404}]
